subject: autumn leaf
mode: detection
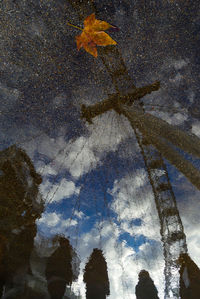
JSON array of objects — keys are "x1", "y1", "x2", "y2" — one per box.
[{"x1": 68, "y1": 13, "x2": 117, "y2": 58}]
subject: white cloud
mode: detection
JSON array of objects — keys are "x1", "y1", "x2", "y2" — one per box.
[
  {"x1": 61, "y1": 218, "x2": 78, "y2": 228},
  {"x1": 62, "y1": 136, "x2": 98, "y2": 178},
  {"x1": 192, "y1": 121, "x2": 200, "y2": 137},
  {"x1": 74, "y1": 210, "x2": 85, "y2": 219},
  {"x1": 38, "y1": 212, "x2": 61, "y2": 227},
  {"x1": 24, "y1": 131, "x2": 68, "y2": 161},
  {"x1": 37, "y1": 211, "x2": 78, "y2": 236},
  {"x1": 150, "y1": 110, "x2": 188, "y2": 125},
  {"x1": 36, "y1": 161, "x2": 57, "y2": 176},
  {"x1": 109, "y1": 169, "x2": 161, "y2": 240},
  {"x1": 173, "y1": 59, "x2": 189, "y2": 70},
  {"x1": 39, "y1": 178, "x2": 80, "y2": 203},
  {"x1": 161, "y1": 58, "x2": 189, "y2": 72},
  {"x1": 25, "y1": 111, "x2": 134, "y2": 180},
  {"x1": 63, "y1": 112, "x2": 133, "y2": 178}
]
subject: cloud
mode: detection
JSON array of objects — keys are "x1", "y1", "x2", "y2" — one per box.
[
  {"x1": 25, "y1": 110, "x2": 134, "y2": 180},
  {"x1": 0, "y1": 82, "x2": 21, "y2": 112},
  {"x1": 25, "y1": 132, "x2": 97, "y2": 179},
  {"x1": 36, "y1": 161, "x2": 57, "y2": 176},
  {"x1": 173, "y1": 59, "x2": 189, "y2": 70},
  {"x1": 192, "y1": 121, "x2": 200, "y2": 137},
  {"x1": 37, "y1": 211, "x2": 78, "y2": 236},
  {"x1": 61, "y1": 136, "x2": 99, "y2": 178},
  {"x1": 24, "y1": 131, "x2": 68, "y2": 160},
  {"x1": 38, "y1": 212, "x2": 61, "y2": 227},
  {"x1": 109, "y1": 169, "x2": 161, "y2": 241},
  {"x1": 39, "y1": 178, "x2": 80, "y2": 203},
  {"x1": 161, "y1": 58, "x2": 189, "y2": 72},
  {"x1": 61, "y1": 112, "x2": 133, "y2": 178},
  {"x1": 61, "y1": 218, "x2": 78, "y2": 228},
  {"x1": 74, "y1": 210, "x2": 85, "y2": 219},
  {"x1": 150, "y1": 110, "x2": 188, "y2": 126}
]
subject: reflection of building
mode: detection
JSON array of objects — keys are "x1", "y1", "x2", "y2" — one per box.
[{"x1": 0, "y1": 145, "x2": 44, "y2": 297}]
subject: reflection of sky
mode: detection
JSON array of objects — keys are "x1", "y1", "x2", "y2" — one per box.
[{"x1": 1, "y1": 0, "x2": 200, "y2": 298}]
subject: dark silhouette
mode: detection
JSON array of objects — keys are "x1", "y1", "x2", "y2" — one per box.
[
  {"x1": 178, "y1": 253, "x2": 200, "y2": 299},
  {"x1": 45, "y1": 237, "x2": 75, "y2": 299},
  {"x1": 135, "y1": 270, "x2": 159, "y2": 299},
  {"x1": 0, "y1": 234, "x2": 7, "y2": 297},
  {"x1": 83, "y1": 248, "x2": 110, "y2": 299},
  {"x1": 0, "y1": 145, "x2": 44, "y2": 297}
]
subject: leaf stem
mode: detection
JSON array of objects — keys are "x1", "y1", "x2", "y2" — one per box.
[{"x1": 67, "y1": 22, "x2": 83, "y2": 31}]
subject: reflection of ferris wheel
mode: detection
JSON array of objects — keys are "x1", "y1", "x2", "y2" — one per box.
[
  {"x1": 64, "y1": 2, "x2": 200, "y2": 298},
  {"x1": 79, "y1": 46, "x2": 185, "y2": 298}
]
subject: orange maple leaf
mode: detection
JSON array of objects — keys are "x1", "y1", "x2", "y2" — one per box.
[{"x1": 68, "y1": 13, "x2": 117, "y2": 58}]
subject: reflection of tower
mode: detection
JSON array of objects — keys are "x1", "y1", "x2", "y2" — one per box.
[
  {"x1": 83, "y1": 248, "x2": 110, "y2": 299},
  {"x1": 135, "y1": 270, "x2": 159, "y2": 299},
  {"x1": 0, "y1": 145, "x2": 44, "y2": 296},
  {"x1": 67, "y1": 2, "x2": 192, "y2": 298}
]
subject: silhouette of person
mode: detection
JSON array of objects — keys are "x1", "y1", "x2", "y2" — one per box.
[
  {"x1": 45, "y1": 237, "x2": 74, "y2": 299},
  {"x1": 135, "y1": 270, "x2": 159, "y2": 299},
  {"x1": 6, "y1": 223, "x2": 37, "y2": 280},
  {"x1": 83, "y1": 248, "x2": 110, "y2": 299},
  {"x1": 178, "y1": 253, "x2": 200, "y2": 299}
]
